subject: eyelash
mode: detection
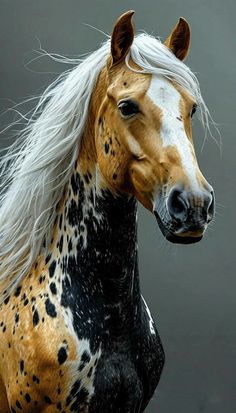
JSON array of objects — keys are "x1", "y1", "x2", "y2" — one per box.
[{"x1": 118, "y1": 100, "x2": 140, "y2": 118}]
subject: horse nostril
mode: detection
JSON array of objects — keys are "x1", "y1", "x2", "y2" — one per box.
[
  {"x1": 167, "y1": 187, "x2": 215, "y2": 225},
  {"x1": 167, "y1": 188, "x2": 188, "y2": 221},
  {"x1": 206, "y1": 191, "x2": 215, "y2": 222}
]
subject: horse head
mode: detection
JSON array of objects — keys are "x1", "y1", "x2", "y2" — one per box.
[{"x1": 94, "y1": 11, "x2": 215, "y2": 244}]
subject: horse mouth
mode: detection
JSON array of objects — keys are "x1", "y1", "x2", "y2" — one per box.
[
  {"x1": 154, "y1": 211, "x2": 203, "y2": 245},
  {"x1": 165, "y1": 232, "x2": 203, "y2": 245}
]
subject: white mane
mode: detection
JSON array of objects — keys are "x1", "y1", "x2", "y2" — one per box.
[{"x1": 0, "y1": 33, "x2": 213, "y2": 300}]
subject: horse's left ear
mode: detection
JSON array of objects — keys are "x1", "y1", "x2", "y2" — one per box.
[
  {"x1": 111, "y1": 10, "x2": 135, "y2": 65},
  {"x1": 164, "y1": 17, "x2": 191, "y2": 61}
]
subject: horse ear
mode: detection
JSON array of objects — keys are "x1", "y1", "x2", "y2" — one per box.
[
  {"x1": 164, "y1": 17, "x2": 191, "y2": 61},
  {"x1": 111, "y1": 10, "x2": 135, "y2": 65}
]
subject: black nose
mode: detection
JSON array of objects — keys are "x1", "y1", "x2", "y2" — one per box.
[{"x1": 167, "y1": 186, "x2": 215, "y2": 224}]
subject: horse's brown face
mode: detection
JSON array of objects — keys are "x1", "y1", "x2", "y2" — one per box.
[{"x1": 95, "y1": 11, "x2": 215, "y2": 244}]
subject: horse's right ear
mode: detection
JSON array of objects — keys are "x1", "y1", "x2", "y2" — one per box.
[{"x1": 111, "y1": 10, "x2": 135, "y2": 66}]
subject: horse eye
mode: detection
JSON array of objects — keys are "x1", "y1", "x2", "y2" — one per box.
[
  {"x1": 191, "y1": 104, "x2": 197, "y2": 117},
  {"x1": 118, "y1": 100, "x2": 140, "y2": 118}
]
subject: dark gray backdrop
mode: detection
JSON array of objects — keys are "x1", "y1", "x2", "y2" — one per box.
[{"x1": 0, "y1": 1, "x2": 235, "y2": 412}]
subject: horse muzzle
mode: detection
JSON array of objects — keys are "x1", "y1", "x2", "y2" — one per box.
[{"x1": 154, "y1": 185, "x2": 215, "y2": 244}]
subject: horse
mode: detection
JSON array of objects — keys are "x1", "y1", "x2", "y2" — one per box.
[{"x1": 0, "y1": 10, "x2": 215, "y2": 413}]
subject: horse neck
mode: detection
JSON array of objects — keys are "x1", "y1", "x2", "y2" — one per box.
[{"x1": 47, "y1": 76, "x2": 140, "y2": 322}]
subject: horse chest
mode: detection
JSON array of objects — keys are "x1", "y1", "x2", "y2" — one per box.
[
  {"x1": 64, "y1": 297, "x2": 164, "y2": 413},
  {"x1": 89, "y1": 350, "x2": 143, "y2": 413},
  {"x1": 55, "y1": 256, "x2": 161, "y2": 405}
]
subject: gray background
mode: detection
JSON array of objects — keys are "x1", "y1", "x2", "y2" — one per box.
[{"x1": 0, "y1": 0, "x2": 235, "y2": 412}]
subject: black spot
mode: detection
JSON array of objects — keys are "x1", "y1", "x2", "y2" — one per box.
[
  {"x1": 14, "y1": 286, "x2": 22, "y2": 297},
  {"x1": 85, "y1": 174, "x2": 90, "y2": 185},
  {"x1": 24, "y1": 393, "x2": 31, "y2": 403},
  {"x1": 57, "y1": 401, "x2": 62, "y2": 411},
  {"x1": 87, "y1": 367, "x2": 93, "y2": 378},
  {"x1": 44, "y1": 395, "x2": 52, "y2": 404},
  {"x1": 81, "y1": 351, "x2": 91, "y2": 364},
  {"x1": 24, "y1": 298, "x2": 29, "y2": 306},
  {"x1": 49, "y1": 260, "x2": 56, "y2": 278},
  {"x1": 45, "y1": 298, "x2": 57, "y2": 318},
  {"x1": 58, "y1": 235, "x2": 64, "y2": 253},
  {"x1": 45, "y1": 253, "x2": 51, "y2": 264},
  {"x1": 4, "y1": 296, "x2": 10, "y2": 305},
  {"x1": 33, "y1": 310, "x2": 39, "y2": 326},
  {"x1": 15, "y1": 313, "x2": 19, "y2": 324},
  {"x1": 20, "y1": 360, "x2": 24, "y2": 374},
  {"x1": 32, "y1": 375, "x2": 40, "y2": 384},
  {"x1": 15, "y1": 400, "x2": 22, "y2": 410},
  {"x1": 71, "y1": 173, "x2": 79, "y2": 195},
  {"x1": 50, "y1": 282, "x2": 57, "y2": 295},
  {"x1": 59, "y1": 214, "x2": 63, "y2": 230},
  {"x1": 58, "y1": 347, "x2": 68, "y2": 365},
  {"x1": 113, "y1": 173, "x2": 117, "y2": 180},
  {"x1": 78, "y1": 363, "x2": 85, "y2": 371},
  {"x1": 104, "y1": 142, "x2": 109, "y2": 154}
]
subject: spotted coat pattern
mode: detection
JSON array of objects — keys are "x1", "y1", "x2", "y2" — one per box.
[
  {"x1": 0, "y1": 160, "x2": 165, "y2": 412},
  {"x1": 0, "y1": 10, "x2": 215, "y2": 412}
]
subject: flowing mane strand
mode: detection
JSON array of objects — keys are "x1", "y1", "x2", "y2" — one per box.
[{"x1": 0, "y1": 33, "x2": 212, "y2": 301}]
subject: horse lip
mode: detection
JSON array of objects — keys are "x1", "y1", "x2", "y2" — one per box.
[
  {"x1": 154, "y1": 210, "x2": 204, "y2": 245},
  {"x1": 166, "y1": 233, "x2": 203, "y2": 245}
]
